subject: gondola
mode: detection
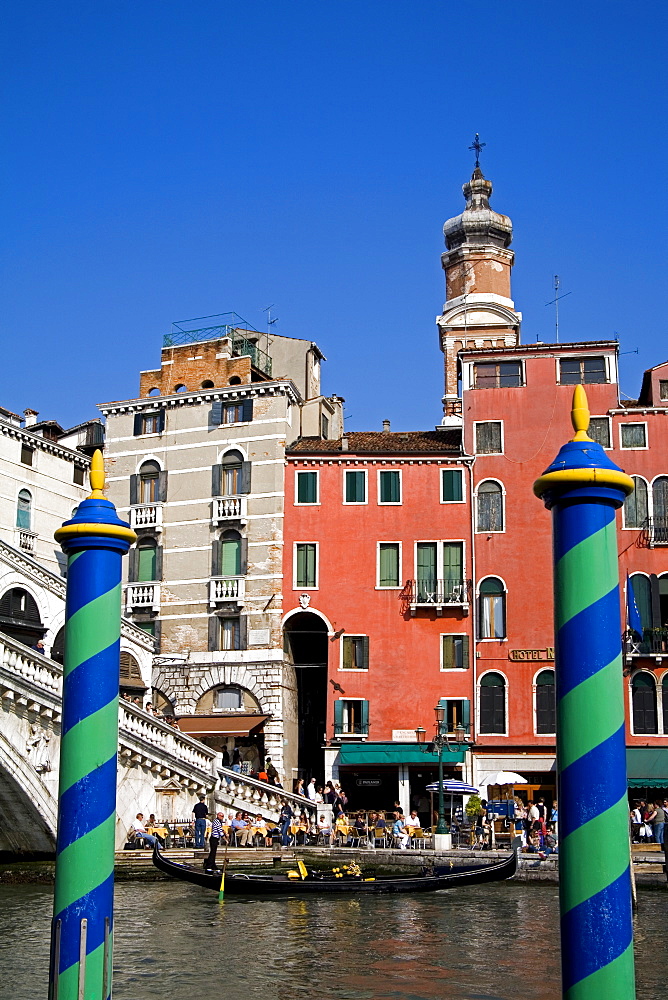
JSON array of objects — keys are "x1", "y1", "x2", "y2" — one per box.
[{"x1": 152, "y1": 842, "x2": 518, "y2": 895}]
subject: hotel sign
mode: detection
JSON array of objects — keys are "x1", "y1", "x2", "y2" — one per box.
[{"x1": 509, "y1": 647, "x2": 554, "y2": 662}]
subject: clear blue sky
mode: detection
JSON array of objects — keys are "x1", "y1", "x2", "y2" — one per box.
[{"x1": 1, "y1": 3, "x2": 665, "y2": 432}]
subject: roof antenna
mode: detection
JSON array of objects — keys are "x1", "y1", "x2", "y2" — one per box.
[
  {"x1": 262, "y1": 304, "x2": 279, "y2": 355},
  {"x1": 544, "y1": 275, "x2": 572, "y2": 343}
]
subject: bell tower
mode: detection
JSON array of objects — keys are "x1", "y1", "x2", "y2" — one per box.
[{"x1": 437, "y1": 140, "x2": 521, "y2": 422}]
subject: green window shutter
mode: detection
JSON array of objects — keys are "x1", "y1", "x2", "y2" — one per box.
[
  {"x1": 221, "y1": 538, "x2": 241, "y2": 576},
  {"x1": 296, "y1": 544, "x2": 315, "y2": 587},
  {"x1": 462, "y1": 698, "x2": 471, "y2": 733},
  {"x1": 461, "y1": 635, "x2": 470, "y2": 669},
  {"x1": 442, "y1": 635, "x2": 454, "y2": 670},
  {"x1": 442, "y1": 469, "x2": 463, "y2": 502},
  {"x1": 342, "y1": 637, "x2": 353, "y2": 669},
  {"x1": 129, "y1": 475, "x2": 139, "y2": 505},
  {"x1": 379, "y1": 544, "x2": 399, "y2": 586},
  {"x1": 298, "y1": 472, "x2": 317, "y2": 503},
  {"x1": 443, "y1": 543, "x2": 463, "y2": 585},
  {"x1": 380, "y1": 471, "x2": 400, "y2": 502},
  {"x1": 346, "y1": 471, "x2": 365, "y2": 502},
  {"x1": 137, "y1": 543, "x2": 156, "y2": 582},
  {"x1": 361, "y1": 636, "x2": 369, "y2": 669},
  {"x1": 417, "y1": 544, "x2": 436, "y2": 583},
  {"x1": 208, "y1": 616, "x2": 219, "y2": 652},
  {"x1": 360, "y1": 700, "x2": 369, "y2": 735},
  {"x1": 334, "y1": 700, "x2": 344, "y2": 736},
  {"x1": 296, "y1": 545, "x2": 306, "y2": 586},
  {"x1": 212, "y1": 465, "x2": 222, "y2": 497}
]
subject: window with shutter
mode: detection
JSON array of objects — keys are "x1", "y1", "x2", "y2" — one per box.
[
  {"x1": 442, "y1": 635, "x2": 469, "y2": 670},
  {"x1": 342, "y1": 636, "x2": 368, "y2": 669},
  {"x1": 632, "y1": 674, "x2": 657, "y2": 734},
  {"x1": 620, "y1": 424, "x2": 647, "y2": 449},
  {"x1": 623, "y1": 479, "x2": 648, "y2": 529},
  {"x1": 344, "y1": 470, "x2": 366, "y2": 503},
  {"x1": 474, "y1": 422, "x2": 502, "y2": 454},
  {"x1": 535, "y1": 671, "x2": 556, "y2": 734},
  {"x1": 476, "y1": 481, "x2": 504, "y2": 532},
  {"x1": 559, "y1": 356, "x2": 607, "y2": 385},
  {"x1": 442, "y1": 469, "x2": 463, "y2": 502},
  {"x1": 379, "y1": 470, "x2": 401, "y2": 504},
  {"x1": 297, "y1": 471, "x2": 318, "y2": 504},
  {"x1": 588, "y1": 417, "x2": 611, "y2": 448},
  {"x1": 478, "y1": 578, "x2": 506, "y2": 638},
  {"x1": 479, "y1": 673, "x2": 506, "y2": 734},
  {"x1": 416, "y1": 543, "x2": 437, "y2": 602},
  {"x1": 16, "y1": 490, "x2": 31, "y2": 530},
  {"x1": 137, "y1": 539, "x2": 157, "y2": 582},
  {"x1": 378, "y1": 543, "x2": 400, "y2": 587},
  {"x1": 295, "y1": 543, "x2": 317, "y2": 588}
]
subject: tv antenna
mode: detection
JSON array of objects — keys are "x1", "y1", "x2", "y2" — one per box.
[
  {"x1": 544, "y1": 275, "x2": 572, "y2": 343},
  {"x1": 262, "y1": 304, "x2": 279, "y2": 332}
]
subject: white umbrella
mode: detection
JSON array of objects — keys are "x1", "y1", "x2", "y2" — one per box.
[{"x1": 479, "y1": 770, "x2": 527, "y2": 787}]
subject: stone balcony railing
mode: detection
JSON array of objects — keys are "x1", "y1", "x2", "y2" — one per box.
[
  {"x1": 209, "y1": 577, "x2": 245, "y2": 607},
  {"x1": 0, "y1": 634, "x2": 62, "y2": 698},
  {"x1": 17, "y1": 529, "x2": 37, "y2": 553},
  {"x1": 213, "y1": 495, "x2": 247, "y2": 525},
  {"x1": 215, "y1": 766, "x2": 317, "y2": 822},
  {"x1": 130, "y1": 503, "x2": 163, "y2": 532},
  {"x1": 119, "y1": 701, "x2": 216, "y2": 779},
  {"x1": 126, "y1": 582, "x2": 161, "y2": 611}
]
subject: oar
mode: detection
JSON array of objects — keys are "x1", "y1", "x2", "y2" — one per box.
[{"x1": 218, "y1": 838, "x2": 229, "y2": 902}]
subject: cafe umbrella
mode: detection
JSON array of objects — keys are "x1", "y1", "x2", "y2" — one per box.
[{"x1": 425, "y1": 780, "x2": 479, "y2": 838}]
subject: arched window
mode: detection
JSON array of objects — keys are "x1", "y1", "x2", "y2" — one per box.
[
  {"x1": 137, "y1": 537, "x2": 157, "y2": 581},
  {"x1": 630, "y1": 574, "x2": 652, "y2": 633},
  {"x1": 201, "y1": 380, "x2": 214, "y2": 389},
  {"x1": 663, "y1": 675, "x2": 668, "y2": 735},
  {"x1": 139, "y1": 460, "x2": 161, "y2": 503},
  {"x1": 623, "y1": 477, "x2": 648, "y2": 528},
  {"x1": 214, "y1": 685, "x2": 243, "y2": 710},
  {"x1": 478, "y1": 578, "x2": 506, "y2": 638},
  {"x1": 480, "y1": 673, "x2": 506, "y2": 734},
  {"x1": 632, "y1": 673, "x2": 657, "y2": 734},
  {"x1": 535, "y1": 670, "x2": 556, "y2": 734},
  {"x1": 16, "y1": 489, "x2": 32, "y2": 530},
  {"x1": 219, "y1": 529, "x2": 242, "y2": 576},
  {"x1": 222, "y1": 450, "x2": 244, "y2": 496},
  {"x1": 653, "y1": 477, "x2": 668, "y2": 522},
  {"x1": 476, "y1": 481, "x2": 504, "y2": 532},
  {"x1": 0, "y1": 587, "x2": 43, "y2": 647},
  {"x1": 120, "y1": 652, "x2": 145, "y2": 692}
]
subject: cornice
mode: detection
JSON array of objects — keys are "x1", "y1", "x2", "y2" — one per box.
[
  {"x1": 99, "y1": 380, "x2": 301, "y2": 416},
  {"x1": 0, "y1": 421, "x2": 90, "y2": 466}
]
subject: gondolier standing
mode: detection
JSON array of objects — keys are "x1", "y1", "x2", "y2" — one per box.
[{"x1": 204, "y1": 812, "x2": 225, "y2": 871}]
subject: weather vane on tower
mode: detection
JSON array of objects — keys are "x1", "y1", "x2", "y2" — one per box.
[{"x1": 468, "y1": 133, "x2": 486, "y2": 169}]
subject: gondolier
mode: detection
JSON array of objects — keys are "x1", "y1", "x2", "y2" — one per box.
[{"x1": 204, "y1": 812, "x2": 225, "y2": 871}]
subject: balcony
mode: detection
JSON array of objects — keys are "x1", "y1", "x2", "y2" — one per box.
[
  {"x1": 645, "y1": 517, "x2": 668, "y2": 547},
  {"x1": 624, "y1": 627, "x2": 668, "y2": 659},
  {"x1": 126, "y1": 583, "x2": 161, "y2": 612},
  {"x1": 213, "y1": 495, "x2": 247, "y2": 525},
  {"x1": 17, "y1": 529, "x2": 37, "y2": 554},
  {"x1": 209, "y1": 577, "x2": 245, "y2": 607},
  {"x1": 404, "y1": 579, "x2": 471, "y2": 615},
  {"x1": 130, "y1": 504, "x2": 163, "y2": 532}
]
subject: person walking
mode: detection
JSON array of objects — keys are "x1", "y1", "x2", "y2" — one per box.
[
  {"x1": 306, "y1": 778, "x2": 317, "y2": 801},
  {"x1": 279, "y1": 799, "x2": 294, "y2": 847},
  {"x1": 192, "y1": 794, "x2": 208, "y2": 849},
  {"x1": 204, "y1": 812, "x2": 225, "y2": 870},
  {"x1": 647, "y1": 799, "x2": 666, "y2": 845}
]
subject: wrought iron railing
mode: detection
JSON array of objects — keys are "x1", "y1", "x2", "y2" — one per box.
[
  {"x1": 232, "y1": 338, "x2": 272, "y2": 376},
  {"x1": 404, "y1": 579, "x2": 471, "y2": 607},
  {"x1": 162, "y1": 314, "x2": 272, "y2": 377},
  {"x1": 623, "y1": 627, "x2": 668, "y2": 656},
  {"x1": 645, "y1": 517, "x2": 668, "y2": 546}
]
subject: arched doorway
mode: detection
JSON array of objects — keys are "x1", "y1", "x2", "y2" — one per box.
[
  {"x1": 0, "y1": 588, "x2": 44, "y2": 648},
  {"x1": 120, "y1": 652, "x2": 146, "y2": 700},
  {"x1": 284, "y1": 611, "x2": 328, "y2": 783}
]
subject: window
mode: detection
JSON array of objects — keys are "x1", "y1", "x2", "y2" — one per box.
[
  {"x1": 475, "y1": 422, "x2": 502, "y2": 455},
  {"x1": 212, "y1": 452, "x2": 251, "y2": 497},
  {"x1": 16, "y1": 490, "x2": 32, "y2": 530},
  {"x1": 211, "y1": 399, "x2": 253, "y2": 425},
  {"x1": 474, "y1": 361, "x2": 523, "y2": 389},
  {"x1": 321, "y1": 414, "x2": 329, "y2": 439},
  {"x1": 416, "y1": 542, "x2": 464, "y2": 602},
  {"x1": 135, "y1": 620, "x2": 156, "y2": 637},
  {"x1": 479, "y1": 673, "x2": 506, "y2": 734},
  {"x1": 345, "y1": 470, "x2": 366, "y2": 504},
  {"x1": 654, "y1": 477, "x2": 668, "y2": 523},
  {"x1": 632, "y1": 673, "x2": 657, "y2": 735},
  {"x1": 559, "y1": 356, "x2": 607, "y2": 385},
  {"x1": 442, "y1": 635, "x2": 469, "y2": 670},
  {"x1": 663, "y1": 675, "x2": 668, "y2": 734},
  {"x1": 588, "y1": 417, "x2": 611, "y2": 449},
  {"x1": 535, "y1": 670, "x2": 556, "y2": 734},
  {"x1": 20, "y1": 444, "x2": 34, "y2": 466},
  {"x1": 623, "y1": 478, "x2": 648, "y2": 529},
  {"x1": 476, "y1": 481, "x2": 504, "y2": 532},
  {"x1": 73, "y1": 466, "x2": 86, "y2": 486},
  {"x1": 629, "y1": 574, "x2": 652, "y2": 632},
  {"x1": 220, "y1": 530, "x2": 242, "y2": 576},
  {"x1": 342, "y1": 635, "x2": 369, "y2": 670},
  {"x1": 620, "y1": 424, "x2": 647, "y2": 449},
  {"x1": 295, "y1": 543, "x2": 317, "y2": 588},
  {"x1": 137, "y1": 538, "x2": 157, "y2": 581},
  {"x1": 133, "y1": 411, "x2": 165, "y2": 436},
  {"x1": 214, "y1": 684, "x2": 243, "y2": 709},
  {"x1": 479, "y1": 578, "x2": 506, "y2": 639},
  {"x1": 378, "y1": 543, "x2": 400, "y2": 587},
  {"x1": 379, "y1": 470, "x2": 401, "y2": 504},
  {"x1": 222, "y1": 402, "x2": 244, "y2": 424},
  {"x1": 334, "y1": 699, "x2": 369, "y2": 736},
  {"x1": 660, "y1": 380, "x2": 668, "y2": 401},
  {"x1": 438, "y1": 697, "x2": 471, "y2": 734},
  {"x1": 442, "y1": 469, "x2": 463, "y2": 503},
  {"x1": 139, "y1": 460, "x2": 161, "y2": 503},
  {"x1": 296, "y1": 471, "x2": 318, "y2": 504},
  {"x1": 219, "y1": 619, "x2": 241, "y2": 652}
]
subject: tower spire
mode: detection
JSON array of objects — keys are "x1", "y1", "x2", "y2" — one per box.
[{"x1": 468, "y1": 133, "x2": 486, "y2": 170}]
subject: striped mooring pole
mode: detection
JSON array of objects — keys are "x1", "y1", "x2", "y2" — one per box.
[
  {"x1": 534, "y1": 385, "x2": 636, "y2": 999},
  {"x1": 49, "y1": 451, "x2": 136, "y2": 1000}
]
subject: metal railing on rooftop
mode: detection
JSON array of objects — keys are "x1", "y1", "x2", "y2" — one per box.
[{"x1": 162, "y1": 313, "x2": 273, "y2": 377}]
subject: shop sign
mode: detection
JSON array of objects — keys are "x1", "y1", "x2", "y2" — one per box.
[
  {"x1": 392, "y1": 729, "x2": 418, "y2": 741},
  {"x1": 356, "y1": 778, "x2": 382, "y2": 787},
  {"x1": 509, "y1": 647, "x2": 554, "y2": 662}
]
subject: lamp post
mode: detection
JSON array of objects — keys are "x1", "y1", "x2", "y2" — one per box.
[{"x1": 433, "y1": 705, "x2": 449, "y2": 837}]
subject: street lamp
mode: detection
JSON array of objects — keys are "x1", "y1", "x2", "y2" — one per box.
[
  {"x1": 415, "y1": 726, "x2": 426, "y2": 744},
  {"x1": 432, "y1": 704, "x2": 450, "y2": 836}
]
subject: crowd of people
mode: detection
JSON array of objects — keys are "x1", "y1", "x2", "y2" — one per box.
[
  {"x1": 120, "y1": 692, "x2": 181, "y2": 728},
  {"x1": 630, "y1": 798, "x2": 666, "y2": 844}
]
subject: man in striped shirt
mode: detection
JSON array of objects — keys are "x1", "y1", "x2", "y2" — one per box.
[{"x1": 204, "y1": 811, "x2": 226, "y2": 870}]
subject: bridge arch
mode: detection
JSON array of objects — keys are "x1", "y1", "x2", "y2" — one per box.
[{"x1": 0, "y1": 728, "x2": 57, "y2": 855}]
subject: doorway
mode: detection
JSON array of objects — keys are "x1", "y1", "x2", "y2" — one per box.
[{"x1": 283, "y1": 612, "x2": 328, "y2": 785}]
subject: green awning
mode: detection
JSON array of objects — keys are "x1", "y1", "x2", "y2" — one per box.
[
  {"x1": 626, "y1": 747, "x2": 668, "y2": 788},
  {"x1": 338, "y1": 742, "x2": 466, "y2": 766}
]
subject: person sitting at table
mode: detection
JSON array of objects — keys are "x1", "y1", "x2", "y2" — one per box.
[
  {"x1": 392, "y1": 812, "x2": 410, "y2": 849},
  {"x1": 351, "y1": 812, "x2": 368, "y2": 843},
  {"x1": 132, "y1": 813, "x2": 157, "y2": 848},
  {"x1": 317, "y1": 814, "x2": 332, "y2": 842},
  {"x1": 405, "y1": 810, "x2": 421, "y2": 833},
  {"x1": 252, "y1": 813, "x2": 270, "y2": 846},
  {"x1": 231, "y1": 810, "x2": 252, "y2": 847},
  {"x1": 335, "y1": 812, "x2": 349, "y2": 844},
  {"x1": 296, "y1": 811, "x2": 309, "y2": 845}
]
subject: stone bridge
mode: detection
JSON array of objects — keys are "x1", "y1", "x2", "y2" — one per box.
[{"x1": 0, "y1": 634, "x2": 315, "y2": 855}]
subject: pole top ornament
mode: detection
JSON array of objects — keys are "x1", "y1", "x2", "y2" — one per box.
[
  {"x1": 88, "y1": 449, "x2": 106, "y2": 498},
  {"x1": 55, "y1": 450, "x2": 136, "y2": 551}
]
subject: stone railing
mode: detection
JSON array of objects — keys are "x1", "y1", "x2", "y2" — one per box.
[
  {"x1": 125, "y1": 582, "x2": 161, "y2": 611},
  {"x1": 18, "y1": 529, "x2": 38, "y2": 553},
  {"x1": 215, "y1": 766, "x2": 317, "y2": 820},
  {"x1": 119, "y1": 701, "x2": 216, "y2": 776},
  {"x1": 209, "y1": 577, "x2": 245, "y2": 606},
  {"x1": 213, "y1": 496, "x2": 247, "y2": 524},
  {"x1": 0, "y1": 633, "x2": 62, "y2": 697},
  {"x1": 130, "y1": 504, "x2": 163, "y2": 531}
]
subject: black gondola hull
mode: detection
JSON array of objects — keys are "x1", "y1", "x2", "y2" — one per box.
[{"x1": 152, "y1": 844, "x2": 517, "y2": 895}]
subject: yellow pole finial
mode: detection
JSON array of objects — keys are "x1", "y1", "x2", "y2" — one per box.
[
  {"x1": 571, "y1": 385, "x2": 592, "y2": 442},
  {"x1": 88, "y1": 450, "x2": 106, "y2": 498}
]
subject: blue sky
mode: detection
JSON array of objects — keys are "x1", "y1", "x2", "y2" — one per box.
[{"x1": 1, "y1": 3, "x2": 665, "y2": 431}]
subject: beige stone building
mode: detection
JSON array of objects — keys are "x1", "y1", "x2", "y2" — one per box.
[{"x1": 100, "y1": 318, "x2": 341, "y2": 782}]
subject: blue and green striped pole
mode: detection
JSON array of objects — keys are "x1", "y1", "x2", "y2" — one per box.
[
  {"x1": 49, "y1": 451, "x2": 136, "y2": 1000},
  {"x1": 534, "y1": 385, "x2": 636, "y2": 999}
]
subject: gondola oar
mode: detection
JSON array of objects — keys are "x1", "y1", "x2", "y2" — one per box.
[{"x1": 219, "y1": 839, "x2": 229, "y2": 902}]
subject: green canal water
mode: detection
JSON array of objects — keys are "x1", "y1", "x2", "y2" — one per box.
[{"x1": 0, "y1": 881, "x2": 665, "y2": 999}]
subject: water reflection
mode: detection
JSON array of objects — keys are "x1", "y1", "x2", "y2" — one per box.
[{"x1": 0, "y1": 881, "x2": 665, "y2": 999}]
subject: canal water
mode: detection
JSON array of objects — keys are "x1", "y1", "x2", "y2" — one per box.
[{"x1": 0, "y1": 881, "x2": 665, "y2": 999}]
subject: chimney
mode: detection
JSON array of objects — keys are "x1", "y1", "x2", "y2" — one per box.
[
  {"x1": 341, "y1": 436, "x2": 349, "y2": 451},
  {"x1": 24, "y1": 409, "x2": 38, "y2": 427},
  {"x1": 382, "y1": 420, "x2": 391, "y2": 433}
]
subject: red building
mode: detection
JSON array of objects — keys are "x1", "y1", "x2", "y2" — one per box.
[{"x1": 283, "y1": 163, "x2": 668, "y2": 811}]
